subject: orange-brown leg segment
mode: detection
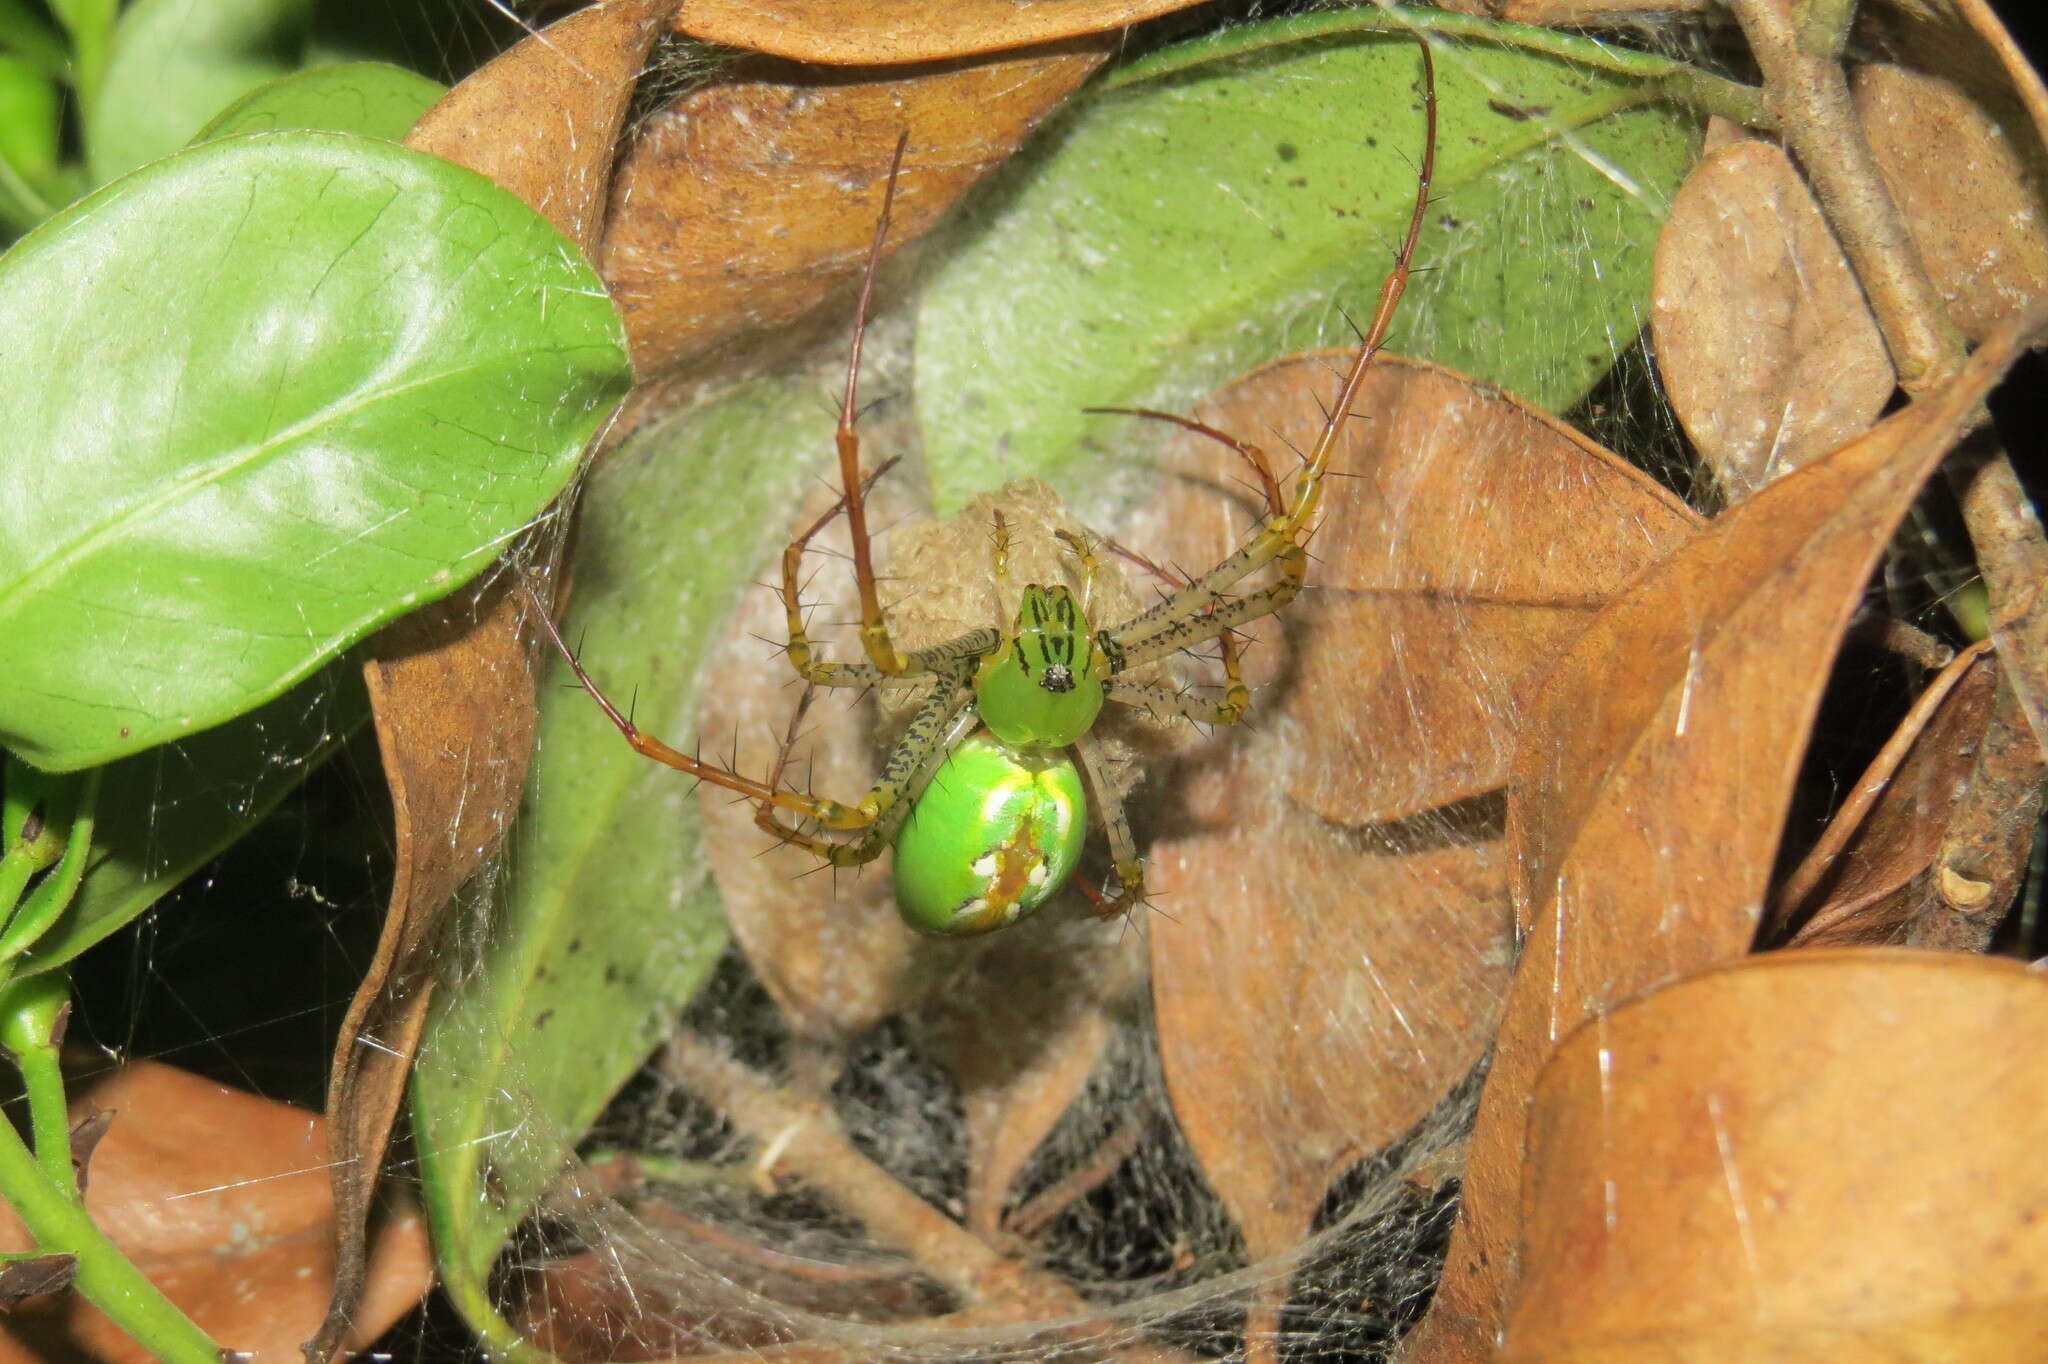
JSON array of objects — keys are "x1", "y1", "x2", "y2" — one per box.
[
  {"x1": 1092, "y1": 36, "x2": 1437, "y2": 671},
  {"x1": 834, "y1": 131, "x2": 920, "y2": 678},
  {"x1": 527, "y1": 583, "x2": 879, "y2": 833}
]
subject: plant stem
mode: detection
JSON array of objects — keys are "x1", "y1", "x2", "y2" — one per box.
[
  {"x1": 0, "y1": 1070, "x2": 221, "y2": 1362},
  {"x1": 1101, "y1": 3, "x2": 1773, "y2": 129}
]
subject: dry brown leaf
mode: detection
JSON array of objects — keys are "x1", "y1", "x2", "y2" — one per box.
[
  {"x1": 602, "y1": 41, "x2": 1109, "y2": 377},
  {"x1": 1147, "y1": 751, "x2": 1512, "y2": 1360},
  {"x1": 1868, "y1": 0, "x2": 2048, "y2": 161},
  {"x1": 1127, "y1": 356, "x2": 1700, "y2": 829},
  {"x1": 411, "y1": 0, "x2": 677, "y2": 256},
  {"x1": 1652, "y1": 138, "x2": 1896, "y2": 500},
  {"x1": 1149, "y1": 810, "x2": 1512, "y2": 1223},
  {"x1": 1857, "y1": 63, "x2": 2048, "y2": 342},
  {"x1": 912, "y1": 922, "x2": 1142, "y2": 1238},
  {"x1": 0, "y1": 1062, "x2": 431, "y2": 1363},
  {"x1": 1409, "y1": 309, "x2": 2043, "y2": 1363},
  {"x1": 1502, "y1": 949, "x2": 2048, "y2": 1361},
  {"x1": 510, "y1": 1199, "x2": 944, "y2": 1361},
  {"x1": 1774, "y1": 643, "x2": 1997, "y2": 946},
  {"x1": 672, "y1": 0, "x2": 1199, "y2": 64},
  {"x1": 322, "y1": 6, "x2": 673, "y2": 1355}
]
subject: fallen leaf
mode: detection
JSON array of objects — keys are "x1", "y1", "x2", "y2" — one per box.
[
  {"x1": 510, "y1": 1197, "x2": 944, "y2": 1361},
  {"x1": 672, "y1": 0, "x2": 1200, "y2": 64},
  {"x1": 324, "y1": 5, "x2": 668, "y2": 1356},
  {"x1": 1652, "y1": 138, "x2": 1896, "y2": 500},
  {"x1": 1127, "y1": 355, "x2": 1701, "y2": 829},
  {"x1": 0, "y1": 1256, "x2": 74, "y2": 1309},
  {"x1": 912, "y1": 920, "x2": 1142, "y2": 1238},
  {"x1": 1867, "y1": 0, "x2": 2048, "y2": 164},
  {"x1": 1774, "y1": 642, "x2": 1997, "y2": 946},
  {"x1": 0, "y1": 1062, "x2": 431, "y2": 1363},
  {"x1": 1503, "y1": 949, "x2": 2048, "y2": 1360},
  {"x1": 1149, "y1": 756, "x2": 1513, "y2": 1362},
  {"x1": 409, "y1": 0, "x2": 675, "y2": 257},
  {"x1": 603, "y1": 40, "x2": 1110, "y2": 378},
  {"x1": 1155, "y1": 774, "x2": 1523, "y2": 1253},
  {"x1": 1411, "y1": 307, "x2": 2045, "y2": 1361},
  {"x1": 1857, "y1": 63, "x2": 2048, "y2": 343}
]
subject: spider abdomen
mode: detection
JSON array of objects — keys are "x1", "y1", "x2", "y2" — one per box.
[{"x1": 892, "y1": 731, "x2": 1086, "y2": 935}]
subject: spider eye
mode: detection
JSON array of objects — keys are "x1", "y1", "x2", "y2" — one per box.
[{"x1": 1040, "y1": 662, "x2": 1075, "y2": 694}]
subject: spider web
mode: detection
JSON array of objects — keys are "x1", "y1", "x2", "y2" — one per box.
[{"x1": 43, "y1": 2, "x2": 2037, "y2": 1363}]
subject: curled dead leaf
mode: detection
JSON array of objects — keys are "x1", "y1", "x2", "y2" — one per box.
[
  {"x1": 1774, "y1": 642, "x2": 1996, "y2": 946},
  {"x1": 0, "y1": 1063, "x2": 431, "y2": 1364},
  {"x1": 1128, "y1": 355, "x2": 1700, "y2": 828},
  {"x1": 912, "y1": 923, "x2": 1143, "y2": 1239},
  {"x1": 602, "y1": 41, "x2": 1109, "y2": 377},
  {"x1": 1504, "y1": 949, "x2": 2048, "y2": 1361},
  {"x1": 672, "y1": 0, "x2": 1202, "y2": 65},
  {"x1": 1414, "y1": 307, "x2": 2045, "y2": 1360},
  {"x1": 328, "y1": 5, "x2": 673, "y2": 1355},
  {"x1": 1652, "y1": 138, "x2": 1895, "y2": 500},
  {"x1": 1856, "y1": 63, "x2": 2048, "y2": 343}
]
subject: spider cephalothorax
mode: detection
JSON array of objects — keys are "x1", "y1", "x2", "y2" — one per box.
[{"x1": 533, "y1": 41, "x2": 1437, "y2": 936}]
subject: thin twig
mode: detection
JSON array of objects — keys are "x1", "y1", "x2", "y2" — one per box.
[
  {"x1": 660, "y1": 1032, "x2": 1200, "y2": 1363},
  {"x1": 1730, "y1": 0, "x2": 1963, "y2": 395},
  {"x1": 1003, "y1": 1112, "x2": 1151, "y2": 1241}
]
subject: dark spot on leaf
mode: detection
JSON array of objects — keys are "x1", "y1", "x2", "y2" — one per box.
[
  {"x1": 536, "y1": 1009, "x2": 554, "y2": 1028},
  {"x1": 1276, "y1": 142, "x2": 1298, "y2": 162}
]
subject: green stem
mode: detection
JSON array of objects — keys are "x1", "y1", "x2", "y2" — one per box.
[
  {"x1": 0, "y1": 1098, "x2": 220, "y2": 1362},
  {"x1": 1100, "y1": 1, "x2": 1774, "y2": 130},
  {"x1": 3, "y1": 972, "x2": 76, "y2": 1196}
]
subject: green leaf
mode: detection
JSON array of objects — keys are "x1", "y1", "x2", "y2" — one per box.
[
  {"x1": 413, "y1": 377, "x2": 825, "y2": 1303},
  {"x1": 10, "y1": 666, "x2": 368, "y2": 976},
  {"x1": 85, "y1": 0, "x2": 312, "y2": 183},
  {"x1": 915, "y1": 17, "x2": 1697, "y2": 509},
  {"x1": 0, "y1": 131, "x2": 631, "y2": 771},
  {"x1": 0, "y1": 53, "x2": 58, "y2": 230},
  {"x1": 193, "y1": 60, "x2": 443, "y2": 143},
  {"x1": 44, "y1": 0, "x2": 114, "y2": 111},
  {"x1": 0, "y1": 55, "x2": 57, "y2": 180},
  {"x1": 0, "y1": 0, "x2": 67, "y2": 79}
]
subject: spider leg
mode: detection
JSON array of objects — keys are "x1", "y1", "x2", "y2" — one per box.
[
  {"x1": 833, "y1": 132, "x2": 923, "y2": 678},
  {"x1": 1071, "y1": 732, "x2": 1147, "y2": 917},
  {"x1": 1097, "y1": 37, "x2": 1437, "y2": 663},
  {"x1": 1100, "y1": 538, "x2": 1250, "y2": 725},
  {"x1": 530, "y1": 583, "x2": 890, "y2": 832},
  {"x1": 754, "y1": 675, "x2": 980, "y2": 863}
]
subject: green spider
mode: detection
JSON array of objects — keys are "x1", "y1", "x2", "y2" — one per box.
[{"x1": 536, "y1": 43, "x2": 1437, "y2": 937}]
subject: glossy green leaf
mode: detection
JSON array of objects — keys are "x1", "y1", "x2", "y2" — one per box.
[
  {"x1": 86, "y1": 0, "x2": 312, "y2": 183},
  {"x1": 6, "y1": 667, "x2": 366, "y2": 975},
  {"x1": 915, "y1": 17, "x2": 1697, "y2": 509},
  {"x1": 414, "y1": 377, "x2": 825, "y2": 1308},
  {"x1": 194, "y1": 60, "x2": 443, "y2": 143},
  {"x1": 0, "y1": 131, "x2": 631, "y2": 771}
]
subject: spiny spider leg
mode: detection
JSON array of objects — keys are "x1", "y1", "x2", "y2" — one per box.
[
  {"x1": 834, "y1": 130, "x2": 923, "y2": 678},
  {"x1": 1100, "y1": 539, "x2": 1251, "y2": 726},
  {"x1": 1093, "y1": 36, "x2": 1436, "y2": 670},
  {"x1": 753, "y1": 669, "x2": 980, "y2": 864},
  {"x1": 1070, "y1": 731, "x2": 1147, "y2": 917},
  {"x1": 525, "y1": 581, "x2": 882, "y2": 833}
]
